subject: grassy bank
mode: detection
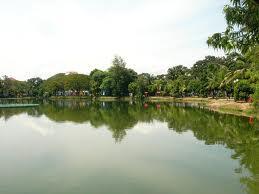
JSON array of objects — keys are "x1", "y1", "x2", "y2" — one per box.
[{"x1": 147, "y1": 97, "x2": 259, "y2": 119}]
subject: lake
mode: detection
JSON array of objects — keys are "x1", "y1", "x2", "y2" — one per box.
[{"x1": 0, "y1": 100, "x2": 258, "y2": 194}]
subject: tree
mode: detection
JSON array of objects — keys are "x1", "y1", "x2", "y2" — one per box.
[
  {"x1": 234, "y1": 80, "x2": 254, "y2": 101},
  {"x1": 190, "y1": 56, "x2": 226, "y2": 97},
  {"x1": 100, "y1": 77, "x2": 113, "y2": 96},
  {"x1": 207, "y1": 0, "x2": 259, "y2": 53},
  {"x1": 207, "y1": 66, "x2": 228, "y2": 97},
  {"x1": 27, "y1": 77, "x2": 43, "y2": 97},
  {"x1": 167, "y1": 65, "x2": 189, "y2": 80},
  {"x1": 106, "y1": 56, "x2": 137, "y2": 97},
  {"x1": 128, "y1": 73, "x2": 152, "y2": 98},
  {"x1": 65, "y1": 74, "x2": 90, "y2": 95},
  {"x1": 128, "y1": 82, "x2": 138, "y2": 96},
  {"x1": 187, "y1": 79, "x2": 202, "y2": 96},
  {"x1": 245, "y1": 45, "x2": 259, "y2": 84},
  {"x1": 90, "y1": 69, "x2": 107, "y2": 96},
  {"x1": 152, "y1": 79, "x2": 165, "y2": 94},
  {"x1": 42, "y1": 73, "x2": 66, "y2": 96},
  {"x1": 0, "y1": 76, "x2": 28, "y2": 98}
]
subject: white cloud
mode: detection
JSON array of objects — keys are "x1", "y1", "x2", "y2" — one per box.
[{"x1": 0, "y1": 0, "x2": 227, "y2": 80}]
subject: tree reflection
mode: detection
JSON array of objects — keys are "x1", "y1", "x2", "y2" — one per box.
[{"x1": 0, "y1": 100, "x2": 258, "y2": 193}]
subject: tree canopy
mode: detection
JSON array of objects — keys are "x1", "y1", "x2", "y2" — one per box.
[{"x1": 207, "y1": 0, "x2": 259, "y2": 53}]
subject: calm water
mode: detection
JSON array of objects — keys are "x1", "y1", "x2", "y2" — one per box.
[{"x1": 0, "y1": 100, "x2": 258, "y2": 194}]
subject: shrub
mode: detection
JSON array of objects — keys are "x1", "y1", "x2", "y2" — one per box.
[{"x1": 234, "y1": 80, "x2": 254, "y2": 101}]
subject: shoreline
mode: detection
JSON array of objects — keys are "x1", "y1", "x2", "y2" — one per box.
[
  {"x1": 147, "y1": 97, "x2": 258, "y2": 119},
  {"x1": 1, "y1": 96, "x2": 258, "y2": 119}
]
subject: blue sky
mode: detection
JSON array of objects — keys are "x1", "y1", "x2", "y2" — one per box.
[{"x1": 0, "y1": 0, "x2": 228, "y2": 80}]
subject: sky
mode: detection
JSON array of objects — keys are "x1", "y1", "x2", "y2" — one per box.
[{"x1": 0, "y1": 0, "x2": 228, "y2": 80}]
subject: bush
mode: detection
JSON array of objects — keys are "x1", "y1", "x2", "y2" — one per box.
[{"x1": 234, "y1": 80, "x2": 254, "y2": 101}]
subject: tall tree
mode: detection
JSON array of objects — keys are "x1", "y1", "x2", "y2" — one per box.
[
  {"x1": 207, "y1": 0, "x2": 259, "y2": 53},
  {"x1": 107, "y1": 56, "x2": 137, "y2": 97}
]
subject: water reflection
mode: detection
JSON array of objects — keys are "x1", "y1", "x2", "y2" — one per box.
[{"x1": 0, "y1": 100, "x2": 258, "y2": 194}]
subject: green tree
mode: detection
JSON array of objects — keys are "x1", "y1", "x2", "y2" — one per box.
[
  {"x1": 106, "y1": 56, "x2": 137, "y2": 97},
  {"x1": 90, "y1": 69, "x2": 107, "y2": 96},
  {"x1": 100, "y1": 77, "x2": 113, "y2": 96},
  {"x1": 128, "y1": 73, "x2": 152, "y2": 98},
  {"x1": 207, "y1": 66, "x2": 228, "y2": 97},
  {"x1": 27, "y1": 77, "x2": 43, "y2": 97},
  {"x1": 187, "y1": 79, "x2": 201, "y2": 96},
  {"x1": 128, "y1": 82, "x2": 138, "y2": 96},
  {"x1": 42, "y1": 73, "x2": 66, "y2": 96},
  {"x1": 167, "y1": 65, "x2": 189, "y2": 80},
  {"x1": 190, "y1": 56, "x2": 226, "y2": 97},
  {"x1": 245, "y1": 45, "x2": 259, "y2": 84},
  {"x1": 207, "y1": 0, "x2": 259, "y2": 53},
  {"x1": 234, "y1": 79, "x2": 254, "y2": 101},
  {"x1": 0, "y1": 76, "x2": 28, "y2": 98},
  {"x1": 65, "y1": 74, "x2": 90, "y2": 95}
]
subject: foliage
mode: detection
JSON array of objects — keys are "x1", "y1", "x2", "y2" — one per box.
[
  {"x1": 128, "y1": 73, "x2": 152, "y2": 98},
  {"x1": 27, "y1": 77, "x2": 43, "y2": 97},
  {"x1": 207, "y1": 0, "x2": 259, "y2": 53},
  {"x1": 42, "y1": 73, "x2": 66, "y2": 96},
  {"x1": 89, "y1": 69, "x2": 107, "y2": 96},
  {"x1": 0, "y1": 76, "x2": 28, "y2": 98},
  {"x1": 100, "y1": 77, "x2": 113, "y2": 96},
  {"x1": 167, "y1": 65, "x2": 189, "y2": 80},
  {"x1": 42, "y1": 73, "x2": 90, "y2": 97},
  {"x1": 106, "y1": 56, "x2": 137, "y2": 97},
  {"x1": 64, "y1": 74, "x2": 90, "y2": 94},
  {"x1": 234, "y1": 80, "x2": 254, "y2": 100}
]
